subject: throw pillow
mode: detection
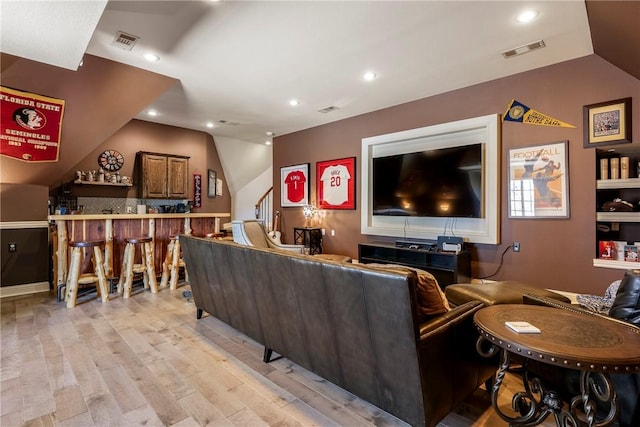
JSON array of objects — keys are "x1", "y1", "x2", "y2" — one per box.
[{"x1": 364, "y1": 263, "x2": 450, "y2": 322}]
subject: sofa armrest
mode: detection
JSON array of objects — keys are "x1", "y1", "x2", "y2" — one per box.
[
  {"x1": 418, "y1": 300, "x2": 484, "y2": 338},
  {"x1": 415, "y1": 300, "x2": 496, "y2": 424},
  {"x1": 523, "y1": 294, "x2": 640, "y2": 333}
]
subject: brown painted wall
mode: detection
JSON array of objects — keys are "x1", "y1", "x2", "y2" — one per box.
[
  {"x1": 274, "y1": 54, "x2": 640, "y2": 295},
  {"x1": 66, "y1": 119, "x2": 231, "y2": 214},
  {"x1": 0, "y1": 53, "x2": 177, "y2": 187}
]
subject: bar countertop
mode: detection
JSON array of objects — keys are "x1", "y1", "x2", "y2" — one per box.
[{"x1": 48, "y1": 212, "x2": 231, "y2": 221}]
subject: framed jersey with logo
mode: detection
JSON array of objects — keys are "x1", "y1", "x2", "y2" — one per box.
[
  {"x1": 281, "y1": 163, "x2": 309, "y2": 207},
  {"x1": 317, "y1": 157, "x2": 356, "y2": 210}
]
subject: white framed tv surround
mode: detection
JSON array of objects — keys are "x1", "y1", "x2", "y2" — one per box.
[{"x1": 361, "y1": 114, "x2": 501, "y2": 244}]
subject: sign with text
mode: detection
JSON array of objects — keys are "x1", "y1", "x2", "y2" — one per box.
[
  {"x1": 0, "y1": 86, "x2": 65, "y2": 162},
  {"x1": 193, "y1": 173, "x2": 202, "y2": 208}
]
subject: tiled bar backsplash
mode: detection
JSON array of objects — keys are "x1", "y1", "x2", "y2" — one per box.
[{"x1": 77, "y1": 197, "x2": 190, "y2": 214}]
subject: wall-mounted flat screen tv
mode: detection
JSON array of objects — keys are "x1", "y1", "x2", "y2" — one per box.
[{"x1": 372, "y1": 143, "x2": 484, "y2": 218}]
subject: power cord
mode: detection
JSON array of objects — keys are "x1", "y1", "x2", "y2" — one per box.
[{"x1": 477, "y1": 244, "x2": 513, "y2": 280}]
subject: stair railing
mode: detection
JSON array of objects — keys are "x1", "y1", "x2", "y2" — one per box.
[{"x1": 255, "y1": 186, "x2": 274, "y2": 231}]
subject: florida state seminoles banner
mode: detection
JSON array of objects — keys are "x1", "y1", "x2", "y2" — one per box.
[{"x1": 0, "y1": 86, "x2": 65, "y2": 162}]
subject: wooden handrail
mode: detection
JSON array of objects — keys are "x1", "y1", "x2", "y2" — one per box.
[{"x1": 255, "y1": 186, "x2": 274, "y2": 211}]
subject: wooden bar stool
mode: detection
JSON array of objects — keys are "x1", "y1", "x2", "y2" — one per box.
[
  {"x1": 64, "y1": 240, "x2": 109, "y2": 308},
  {"x1": 160, "y1": 235, "x2": 187, "y2": 290},
  {"x1": 117, "y1": 236, "x2": 158, "y2": 298}
]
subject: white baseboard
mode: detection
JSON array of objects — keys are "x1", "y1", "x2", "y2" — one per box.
[{"x1": 0, "y1": 281, "x2": 51, "y2": 298}]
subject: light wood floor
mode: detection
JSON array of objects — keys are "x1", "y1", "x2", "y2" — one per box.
[{"x1": 1, "y1": 282, "x2": 557, "y2": 427}]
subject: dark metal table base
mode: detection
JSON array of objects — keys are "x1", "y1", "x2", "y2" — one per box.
[{"x1": 478, "y1": 339, "x2": 618, "y2": 427}]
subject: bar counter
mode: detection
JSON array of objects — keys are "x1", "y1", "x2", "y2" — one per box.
[{"x1": 49, "y1": 212, "x2": 230, "y2": 289}]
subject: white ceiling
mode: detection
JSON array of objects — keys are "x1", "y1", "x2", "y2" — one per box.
[{"x1": 2, "y1": 1, "x2": 594, "y2": 144}]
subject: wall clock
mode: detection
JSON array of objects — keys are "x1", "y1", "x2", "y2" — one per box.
[{"x1": 98, "y1": 149, "x2": 124, "y2": 171}]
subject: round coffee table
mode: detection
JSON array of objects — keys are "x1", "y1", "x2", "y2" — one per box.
[{"x1": 474, "y1": 304, "x2": 640, "y2": 427}]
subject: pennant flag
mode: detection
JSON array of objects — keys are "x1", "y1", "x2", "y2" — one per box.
[
  {"x1": 503, "y1": 99, "x2": 575, "y2": 128},
  {"x1": 1, "y1": 86, "x2": 65, "y2": 162}
]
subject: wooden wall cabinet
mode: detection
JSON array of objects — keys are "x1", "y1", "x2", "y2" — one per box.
[{"x1": 138, "y1": 152, "x2": 190, "y2": 199}]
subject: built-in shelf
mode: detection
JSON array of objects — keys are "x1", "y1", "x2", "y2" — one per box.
[
  {"x1": 596, "y1": 212, "x2": 640, "y2": 222},
  {"x1": 596, "y1": 178, "x2": 640, "y2": 190},
  {"x1": 595, "y1": 149, "x2": 640, "y2": 270},
  {"x1": 73, "y1": 179, "x2": 132, "y2": 187},
  {"x1": 592, "y1": 258, "x2": 640, "y2": 270}
]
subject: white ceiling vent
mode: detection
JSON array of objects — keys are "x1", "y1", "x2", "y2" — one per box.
[
  {"x1": 112, "y1": 31, "x2": 139, "y2": 51},
  {"x1": 501, "y1": 40, "x2": 546, "y2": 58},
  {"x1": 318, "y1": 106, "x2": 340, "y2": 114}
]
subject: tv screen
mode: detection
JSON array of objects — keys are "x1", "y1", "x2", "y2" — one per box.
[{"x1": 372, "y1": 144, "x2": 483, "y2": 218}]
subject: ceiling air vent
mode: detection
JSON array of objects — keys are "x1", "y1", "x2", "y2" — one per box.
[
  {"x1": 501, "y1": 40, "x2": 546, "y2": 58},
  {"x1": 217, "y1": 120, "x2": 240, "y2": 126},
  {"x1": 112, "y1": 31, "x2": 139, "y2": 51},
  {"x1": 318, "y1": 106, "x2": 340, "y2": 114}
]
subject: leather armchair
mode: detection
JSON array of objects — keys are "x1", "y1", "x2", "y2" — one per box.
[
  {"x1": 523, "y1": 269, "x2": 640, "y2": 427},
  {"x1": 231, "y1": 220, "x2": 304, "y2": 254}
]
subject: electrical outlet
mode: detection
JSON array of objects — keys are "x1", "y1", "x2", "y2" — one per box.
[
  {"x1": 513, "y1": 242, "x2": 520, "y2": 252},
  {"x1": 331, "y1": 229, "x2": 336, "y2": 236},
  {"x1": 321, "y1": 228, "x2": 326, "y2": 236},
  {"x1": 8, "y1": 242, "x2": 17, "y2": 252}
]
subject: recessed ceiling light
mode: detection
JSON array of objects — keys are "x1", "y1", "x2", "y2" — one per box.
[
  {"x1": 266, "y1": 131, "x2": 274, "y2": 136},
  {"x1": 265, "y1": 140, "x2": 272, "y2": 146},
  {"x1": 363, "y1": 71, "x2": 377, "y2": 81},
  {"x1": 289, "y1": 99, "x2": 300, "y2": 106},
  {"x1": 147, "y1": 109, "x2": 158, "y2": 116},
  {"x1": 516, "y1": 9, "x2": 538, "y2": 23},
  {"x1": 206, "y1": 122, "x2": 214, "y2": 128},
  {"x1": 143, "y1": 53, "x2": 160, "y2": 62}
]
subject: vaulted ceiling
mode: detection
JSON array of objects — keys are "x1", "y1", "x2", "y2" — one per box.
[{"x1": 1, "y1": 1, "x2": 638, "y2": 187}]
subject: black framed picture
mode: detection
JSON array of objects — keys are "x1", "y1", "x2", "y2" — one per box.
[{"x1": 208, "y1": 169, "x2": 217, "y2": 198}]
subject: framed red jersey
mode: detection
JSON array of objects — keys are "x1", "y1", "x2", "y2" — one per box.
[
  {"x1": 317, "y1": 157, "x2": 356, "y2": 209},
  {"x1": 281, "y1": 163, "x2": 309, "y2": 207}
]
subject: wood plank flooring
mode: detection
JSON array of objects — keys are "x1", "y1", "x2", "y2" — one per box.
[{"x1": 1, "y1": 283, "x2": 556, "y2": 427}]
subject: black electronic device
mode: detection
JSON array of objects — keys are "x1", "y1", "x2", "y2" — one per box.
[
  {"x1": 372, "y1": 143, "x2": 483, "y2": 218},
  {"x1": 396, "y1": 240, "x2": 424, "y2": 249},
  {"x1": 395, "y1": 240, "x2": 438, "y2": 251}
]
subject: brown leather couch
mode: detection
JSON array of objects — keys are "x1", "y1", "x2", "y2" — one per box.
[{"x1": 180, "y1": 236, "x2": 496, "y2": 427}]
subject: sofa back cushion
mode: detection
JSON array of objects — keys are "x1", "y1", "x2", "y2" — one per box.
[{"x1": 609, "y1": 269, "x2": 640, "y2": 326}]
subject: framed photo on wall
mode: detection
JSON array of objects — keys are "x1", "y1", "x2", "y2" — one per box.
[
  {"x1": 281, "y1": 163, "x2": 309, "y2": 207},
  {"x1": 316, "y1": 157, "x2": 356, "y2": 209},
  {"x1": 508, "y1": 141, "x2": 570, "y2": 218},
  {"x1": 208, "y1": 169, "x2": 217, "y2": 198},
  {"x1": 583, "y1": 97, "x2": 632, "y2": 148}
]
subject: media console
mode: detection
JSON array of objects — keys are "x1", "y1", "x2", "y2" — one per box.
[{"x1": 358, "y1": 242, "x2": 471, "y2": 289}]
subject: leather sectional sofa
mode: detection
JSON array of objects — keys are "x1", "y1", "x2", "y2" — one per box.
[{"x1": 180, "y1": 236, "x2": 496, "y2": 427}]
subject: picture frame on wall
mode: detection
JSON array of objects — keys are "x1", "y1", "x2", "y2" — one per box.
[
  {"x1": 316, "y1": 157, "x2": 356, "y2": 209},
  {"x1": 208, "y1": 169, "x2": 217, "y2": 198},
  {"x1": 281, "y1": 163, "x2": 309, "y2": 207},
  {"x1": 508, "y1": 140, "x2": 570, "y2": 218},
  {"x1": 583, "y1": 97, "x2": 632, "y2": 148}
]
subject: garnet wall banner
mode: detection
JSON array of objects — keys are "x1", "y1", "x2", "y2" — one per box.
[{"x1": 0, "y1": 86, "x2": 65, "y2": 162}]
